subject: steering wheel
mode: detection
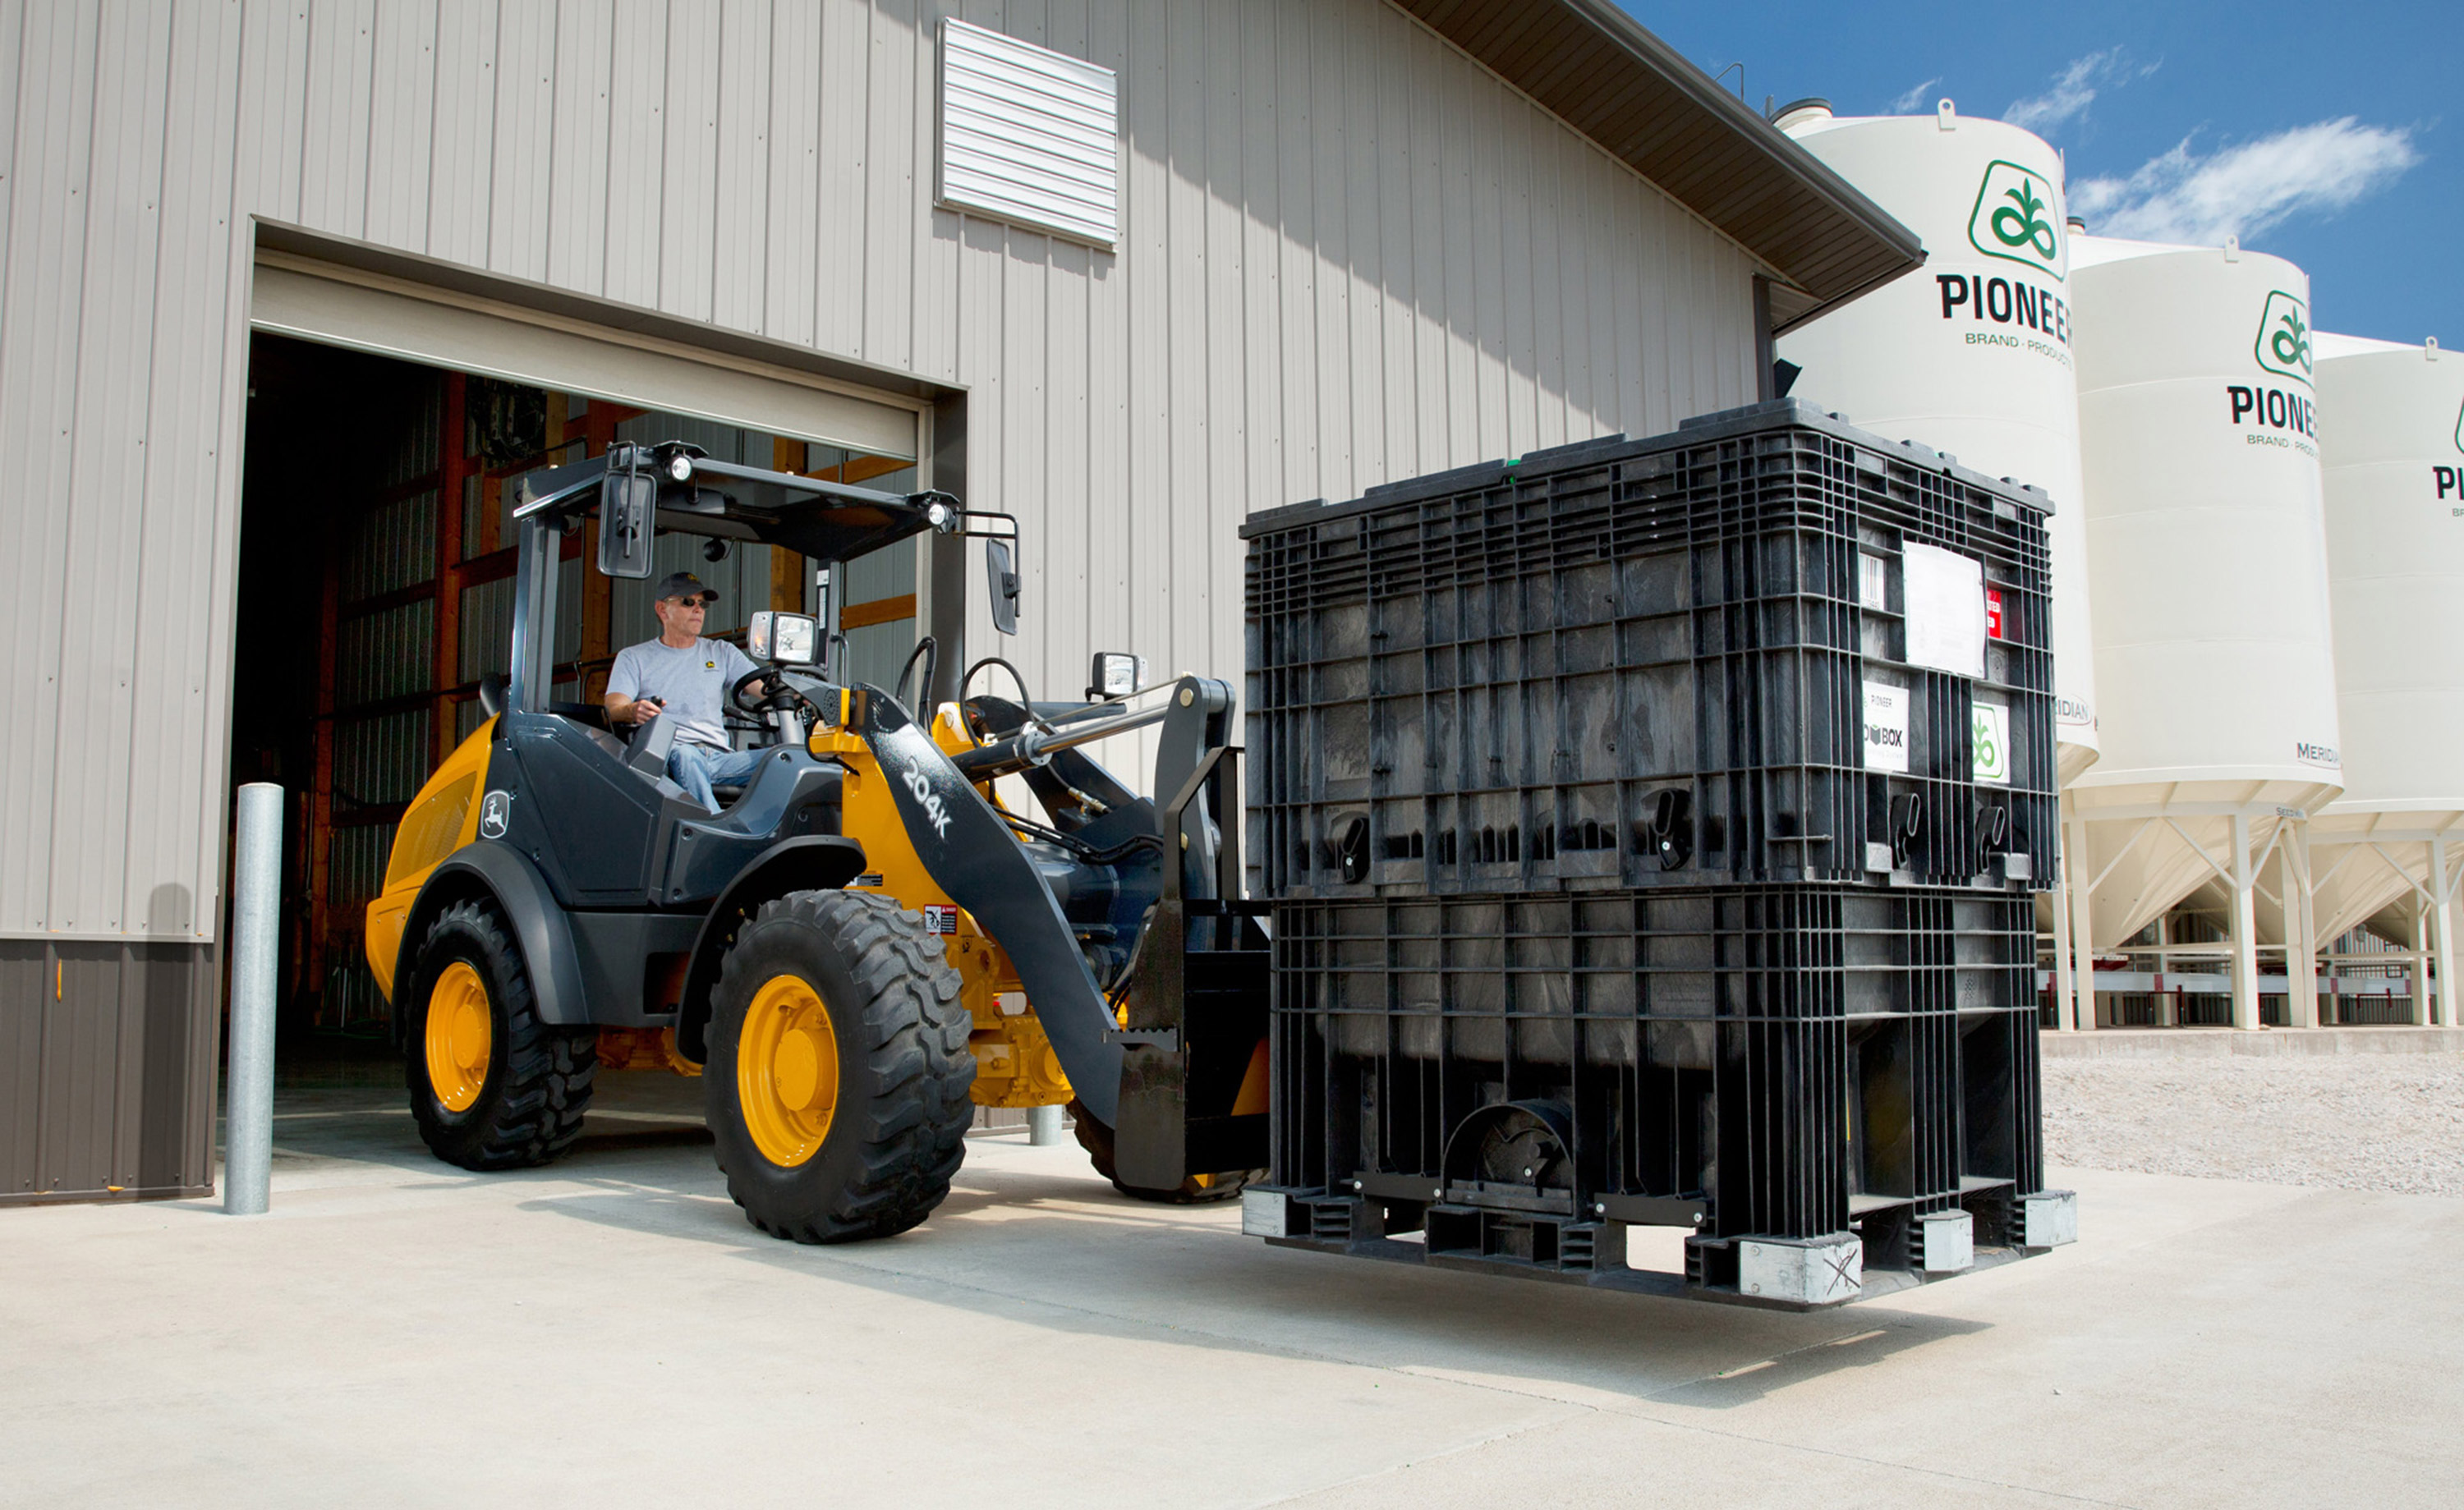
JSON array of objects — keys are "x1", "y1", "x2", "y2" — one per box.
[{"x1": 730, "y1": 667, "x2": 822, "y2": 722}]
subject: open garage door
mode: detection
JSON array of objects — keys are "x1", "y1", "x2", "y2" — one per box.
[
  {"x1": 233, "y1": 268, "x2": 930, "y2": 1044},
  {"x1": 251, "y1": 252, "x2": 920, "y2": 463}
]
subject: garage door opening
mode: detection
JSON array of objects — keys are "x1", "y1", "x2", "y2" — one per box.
[{"x1": 228, "y1": 333, "x2": 923, "y2": 1058}]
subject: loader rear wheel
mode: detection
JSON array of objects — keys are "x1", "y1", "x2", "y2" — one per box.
[
  {"x1": 707, "y1": 890, "x2": 974, "y2": 1242},
  {"x1": 404, "y1": 899, "x2": 597, "y2": 1170},
  {"x1": 1067, "y1": 1099, "x2": 1254, "y2": 1205}
]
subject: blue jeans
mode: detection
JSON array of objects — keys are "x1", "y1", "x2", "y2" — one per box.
[{"x1": 667, "y1": 742, "x2": 770, "y2": 815}]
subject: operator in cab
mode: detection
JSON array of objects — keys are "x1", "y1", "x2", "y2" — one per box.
[{"x1": 603, "y1": 571, "x2": 765, "y2": 815}]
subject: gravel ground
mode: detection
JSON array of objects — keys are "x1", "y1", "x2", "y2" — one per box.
[{"x1": 2043, "y1": 1055, "x2": 2464, "y2": 1196}]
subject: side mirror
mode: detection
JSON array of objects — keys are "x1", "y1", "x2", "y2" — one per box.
[
  {"x1": 748, "y1": 611, "x2": 821, "y2": 667},
  {"x1": 985, "y1": 538, "x2": 1020, "y2": 636},
  {"x1": 596, "y1": 465, "x2": 655, "y2": 580}
]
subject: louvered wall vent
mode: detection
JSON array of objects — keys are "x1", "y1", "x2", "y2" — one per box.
[{"x1": 937, "y1": 19, "x2": 1120, "y2": 249}]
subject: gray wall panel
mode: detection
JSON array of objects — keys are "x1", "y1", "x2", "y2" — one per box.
[
  {"x1": 0, "y1": 940, "x2": 217, "y2": 1203},
  {"x1": 710, "y1": 0, "x2": 772, "y2": 336},
  {"x1": 545, "y1": 0, "x2": 613, "y2": 295},
  {"x1": 0, "y1": 2, "x2": 99, "y2": 934},
  {"x1": 602, "y1": 0, "x2": 668, "y2": 312},
  {"x1": 365, "y1": 0, "x2": 436, "y2": 250},
  {"x1": 50, "y1": 1, "x2": 171, "y2": 938},
  {"x1": 298, "y1": 0, "x2": 375, "y2": 236},
  {"x1": 490, "y1": 0, "x2": 559, "y2": 282},
  {"x1": 0, "y1": 946, "x2": 40, "y2": 1194},
  {"x1": 428, "y1": 0, "x2": 497, "y2": 269},
  {"x1": 2, "y1": 0, "x2": 1758, "y2": 939}
]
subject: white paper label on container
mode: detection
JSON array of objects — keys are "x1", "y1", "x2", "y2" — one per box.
[
  {"x1": 1863, "y1": 682, "x2": 1910, "y2": 773},
  {"x1": 1972, "y1": 702, "x2": 2011, "y2": 784},
  {"x1": 1902, "y1": 542, "x2": 1988, "y2": 678},
  {"x1": 1858, "y1": 553, "x2": 1889, "y2": 610}
]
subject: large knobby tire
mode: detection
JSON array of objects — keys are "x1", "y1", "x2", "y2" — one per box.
[
  {"x1": 1067, "y1": 1099, "x2": 1253, "y2": 1205},
  {"x1": 403, "y1": 899, "x2": 597, "y2": 1170},
  {"x1": 707, "y1": 890, "x2": 974, "y2": 1243}
]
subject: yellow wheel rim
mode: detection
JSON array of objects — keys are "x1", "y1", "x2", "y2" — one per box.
[
  {"x1": 738, "y1": 973, "x2": 839, "y2": 1167},
  {"x1": 425, "y1": 961, "x2": 492, "y2": 1113}
]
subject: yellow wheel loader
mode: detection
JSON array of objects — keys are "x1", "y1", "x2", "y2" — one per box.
[{"x1": 365, "y1": 442, "x2": 1267, "y2": 1240}]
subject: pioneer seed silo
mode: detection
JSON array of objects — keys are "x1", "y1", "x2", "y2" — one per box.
[
  {"x1": 1773, "y1": 99, "x2": 2102, "y2": 1026},
  {"x1": 2064, "y1": 236, "x2": 2344, "y2": 1028},
  {"x1": 2301, "y1": 332, "x2": 2464, "y2": 1024},
  {"x1": 1775, "y1": 100, "x2": 2098, "y2": 778}
]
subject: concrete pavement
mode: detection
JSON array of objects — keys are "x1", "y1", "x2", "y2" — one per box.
[{"x1": 2, "y1": 1074, "x2": 2457, "y2": 1508}]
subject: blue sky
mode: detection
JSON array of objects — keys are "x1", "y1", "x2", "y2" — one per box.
[{"x1": 1630, "y1": 2, "x2": 2457, "y2": 346}]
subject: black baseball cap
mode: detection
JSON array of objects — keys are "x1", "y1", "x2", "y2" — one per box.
[{"x1": 654, "y1": 571, "x2": 715, "y2": 604}]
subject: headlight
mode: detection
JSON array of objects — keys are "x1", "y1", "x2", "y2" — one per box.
[
  {"x1": 1089, "y1": 651, "x2": 1146, "y2": 699},
  {"x1": 925, "y1": 500, "x2": 953, "y2": 529},
  {"x1": 664, "y1": 452, "x2": 694, "y2": 482}
]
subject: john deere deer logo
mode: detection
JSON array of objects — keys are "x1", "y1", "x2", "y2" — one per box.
[
  {"x1": 1968, "y1": 160, "x2": 2064, "y2": 278},
  {"x1": 2255, "y1": 291, "x2": 2313, "y2": 386}
]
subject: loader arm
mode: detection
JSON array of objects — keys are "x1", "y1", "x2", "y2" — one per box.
[{"x1": 844, "y1": 686, "x2": 1134, "y2": 1127}]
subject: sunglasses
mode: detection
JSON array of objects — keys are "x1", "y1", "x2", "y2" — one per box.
[{"x1": 664, "y1": 596, "x2": 710, "y2": 608}]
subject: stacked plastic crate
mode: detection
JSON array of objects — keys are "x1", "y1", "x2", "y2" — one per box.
[{"x1": 1240, "y1": 399, "x2": 2076, "y2": 1307}]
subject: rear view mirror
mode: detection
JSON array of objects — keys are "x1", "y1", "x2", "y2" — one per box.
[
  {"x1": 597, "y1": 466, "x2": 655, "y2": 580},
  {"x1": 985, "y1": 539, "x2": 1020, "y2": 636},
  {"x1": 748, "y1": 611, "x2": 821, "y2": 667}
]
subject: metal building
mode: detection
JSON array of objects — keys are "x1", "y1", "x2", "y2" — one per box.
[{"x1": 0, "y1": 0, "x2": 1915, "y2": 1203}]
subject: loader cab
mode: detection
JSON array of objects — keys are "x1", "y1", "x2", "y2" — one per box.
[{"x1": 497, "y1": 443, "x2": 969, "y2": 813}]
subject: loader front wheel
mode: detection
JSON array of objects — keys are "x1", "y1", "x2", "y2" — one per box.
[
  {"x1": 707, "y1": 890, "x2": 974, "y2": 1242},
  {"x1": 404, "y1": 899, "x2": 597, "y2": 1169}
]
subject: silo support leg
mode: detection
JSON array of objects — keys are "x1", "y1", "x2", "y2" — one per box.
[
  {"x1": 2413, "y1": 898, "x2": 2434, "y2": 1027},
  {"x1": 2228, "y1": 812, "x2": 2261, "y2": 1031},
  {"x1": 2282, "y1": 825, "x2": 2319, "y2": 1030},
  {"x1": 2051, "y1": 805, "x2": 2078, "y2": 1031},
  {"x1": 2431, "y1": 838, "x2": 2457, "y2": 1030},
  {"x1": 2066, "y1": 807, "x2": 2098, "y2": 1030}
]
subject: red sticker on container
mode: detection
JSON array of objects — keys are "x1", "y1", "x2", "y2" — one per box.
[{"x1": 1984, "y1": 589, "x2": 2004, "y2": 640}]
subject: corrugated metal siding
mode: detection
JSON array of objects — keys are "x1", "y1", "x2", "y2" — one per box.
[
  {"x1": 0, "y1": 939, "x2": 218, "y2": 1204},
  {"x1": 0, "y1": 0, "x2": 1757, "y2": 939}
]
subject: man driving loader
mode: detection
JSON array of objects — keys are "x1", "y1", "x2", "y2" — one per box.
[{"x1": 603, "y1": 570, "x2": 763, "y2": 813}]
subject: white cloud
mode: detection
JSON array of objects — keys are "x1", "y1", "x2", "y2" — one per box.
[
  {"x1": 2070, "y1": 117, "x2": 2420, "y2": 244},
  {"x1": 1885, "y1": 77, "x2": 1942, "y2": 116},
  {"x1": 2003, "y1": 49, "x2": 2148, "y2": 135}
]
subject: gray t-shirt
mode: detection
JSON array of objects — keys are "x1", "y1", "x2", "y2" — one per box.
[{"x1": 607, "y1": 636, "x2": 759, "y2": 751}]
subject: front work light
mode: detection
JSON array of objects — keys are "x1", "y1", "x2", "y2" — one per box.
[
  {"x1": 665, "y1": 452, "x2": 695, "y2": 482},
  {"x1": 749, "y1": 611, "x2": 821, "y2": 667},
  {"x1": 1088, "y1": 651, "x2": 1147, "y2": 700}
]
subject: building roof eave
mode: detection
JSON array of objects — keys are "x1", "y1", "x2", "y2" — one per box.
[{"x1": 1391, "y1": 0, "x2": 1924, "y2": 333}]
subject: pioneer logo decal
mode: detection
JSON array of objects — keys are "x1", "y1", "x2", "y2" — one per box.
[
  {"x1": 2255, "y1": 291, "x2": 2314, "y2": 387},
  {"x1": 902, "y1": 760, "x2": 952, "y2": 839},
  {"x1": 2442, "y1": 396, "x2": 2464, "y2": 513},
  {"x1": 1968, "y1": 159, "x2": 2064, "y2": 277},
  {"x1": 2227, "y1": 383, "x2": 2315, "y2": 439}
]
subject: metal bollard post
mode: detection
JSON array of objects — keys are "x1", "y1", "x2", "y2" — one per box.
[
  {"x1": 1027, "y1": 1104, "x2": 1064, "y2": 1146},
  {"x1": 224, "y1": 783, "x2": 283, "y2": 1215}
]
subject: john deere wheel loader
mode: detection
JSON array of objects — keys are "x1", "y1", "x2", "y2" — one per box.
[{"x1": 364, "y1": 442, "x2": 1268, "y2": 1240}]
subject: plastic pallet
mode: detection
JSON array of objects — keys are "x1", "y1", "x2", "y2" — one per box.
[{"x1": 1265, "y1": 883, "x2": 2045, "y2": 1274}]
